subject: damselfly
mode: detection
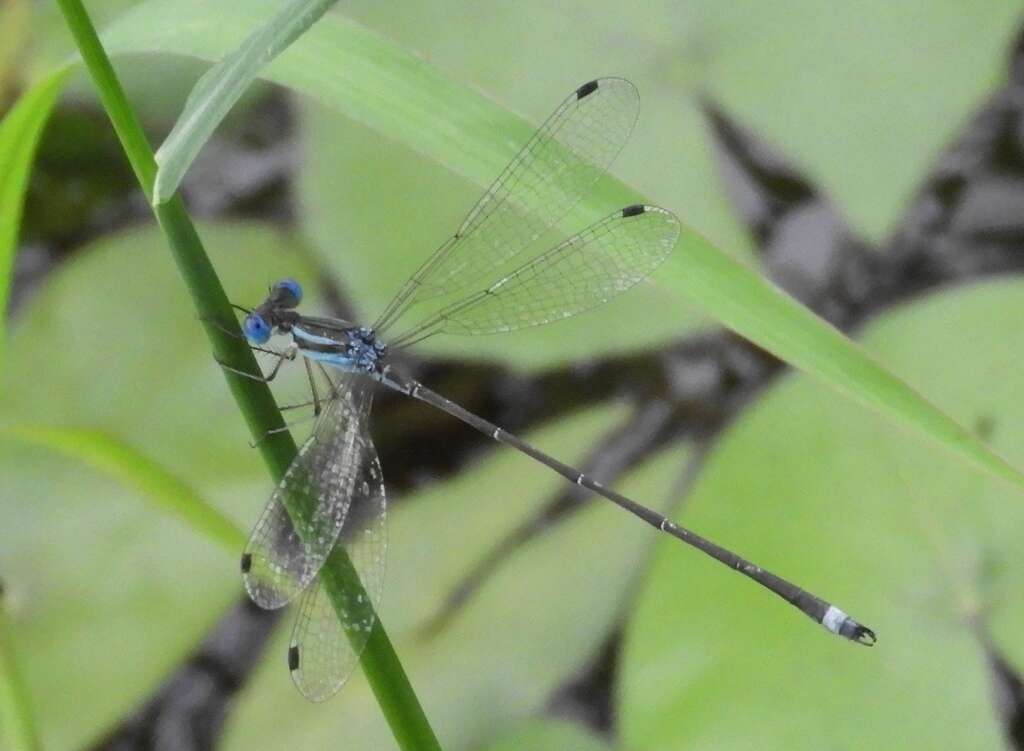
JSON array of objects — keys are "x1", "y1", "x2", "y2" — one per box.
[{"x1": 226, "y1": 78, "x2": 875, "y2": 702}]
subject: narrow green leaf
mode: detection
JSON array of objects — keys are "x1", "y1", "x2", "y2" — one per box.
[
  {"x1": 55, "y1": 0, "x2": 440, "y2": 746},
  {"x1": 96, "y1": 0, "x2": 1024, "y2": 494},
  {"x1": 152, "y1": 0, "x2": 339, "y2": 204},
  {"x1": 2, "y1": 424, "x2": 245, "y2": 551},
  {"x1": 0, "y1": 69, "x2": 70, "y2": 368},
  {"x1": 0, "y1": 588, "x2": 40, "y2": 751},
  {"x1": 665, "y1": 229, "x2": 1024, "y2": 491},
  {"x1": 101, "y1": 0, "x2": 637, "y2": 217}
]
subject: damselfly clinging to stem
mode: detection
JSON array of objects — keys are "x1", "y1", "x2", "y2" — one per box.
[{"x1": 224, "y1": 78, "x2": 875, "y2": 702}]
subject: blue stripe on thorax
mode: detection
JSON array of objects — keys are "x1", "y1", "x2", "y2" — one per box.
[
  {"x1": 297, "y1": 348, "x2": 359, "y2": 370},
  {"x1": 292, "y1": 325, "x2": 341, "y2": 347}
]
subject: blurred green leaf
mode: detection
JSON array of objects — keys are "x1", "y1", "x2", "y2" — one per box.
[
  {"x1": 26, "y1": 1, "x2": 266, "y2": 130},
  {"x1": 0, "y1": 0, "x2": 30, "y2": 102},
  {"x1": 49, "y1": 1, "x2": 1023, "y2": 260},
  {"x1": 109, "y1": 1, "x2": 1024, "y2": 257},
  {"x1": 0, "y1": 69, "x2": 69, "y2": 367},
  {"x1": 339, "y1": 0, "x2": 1023, "y2": 246},
  {"x1": 482, "y1": 719, "x2": 610, "y2": 751},
  {"x1": 621, "y1": 278, "x2": 1024, "y2": 750},
  {"x1": 666, "y1": 229, "x2": 1024, "y2": 493},
  {"x1": 2, "y1": 222, "x2": 318, "y2": 483},
  {"x1": 0, "y1": 438, "x2": 239, "y2": 750},
  {"x1": 0, "y1": 588, "x2": 39, "y2": 751},
  {"x1": 153, "y1": 0, "x2": 339, "y2": 204},
  {"x1": 1, "y1": 424, "x2": 245, "y2": 551},
  {"x1": 0, "y1": 222, "x2": 316, "y2": 748},
  {"x1": 100, "y1": 0, "x2": 639, "y2": 225},
  {"x1": 96, "y1": 0, "x2": 1024, "y2": 494},
  {"x1": 23, "y1": 0, "x2": 138, "y2": 77}
]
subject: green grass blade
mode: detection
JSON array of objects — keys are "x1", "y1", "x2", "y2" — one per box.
[
  {"x1": 0, "y1": 69, "x2": 70, "y2": 369},
  {"x1": 54, "y1": 0, "x2": 441, "y2": 746},
  {"x1": 0, "y1": 588, "x2": 39, "y2": 751},
  {"x1": 2, "y1": 424, "x2": 245, "y2": 551},
  {"x1": 666, "y1": 229, "x2": 1024, "y2": 490},
  {"x1": 100, "y1": 0, "x2": 637, "y2": 215},
  {"x1": 152, "y1": 0, "x2": 339, "y2": 204}
]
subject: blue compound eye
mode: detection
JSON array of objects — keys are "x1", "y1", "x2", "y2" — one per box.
[
  {"x1": 243, "y1": 313, "x2": 272, "y2": 344},
  {"x1": 274, "y1": 278, "x2": 302, "y2": 308}
]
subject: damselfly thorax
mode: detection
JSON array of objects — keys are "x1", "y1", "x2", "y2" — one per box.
[{"x1": 291, "y1": 324, "x2": 387, "y2": 376}]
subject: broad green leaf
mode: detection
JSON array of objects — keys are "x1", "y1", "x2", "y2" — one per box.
[
  {"x1": 0, "y1": 69, "x2": 69, "y2": 368},
  {"x1": 0, "y1": 222, "x2": 317, "y2": 748},
  {"x1": 339, "y1": 0, "x2": 1022, "y2": 246},
  {"x1": 1, "y1": 425, "x2": 244, "y2": 551},
  {"x1": 621, "y1": 278, "x2": 1024, "y2": 750},
  {"x1": 0, "y1": 438, "x2": 240, "y2": 750},
  {"x1": 2, "y1": 222, "x2": 318, "y2": 483},
  {"x1": 153, "y1": 0, "x2": 339, "y2": 204}
]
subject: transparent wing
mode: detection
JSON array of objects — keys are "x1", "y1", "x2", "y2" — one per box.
[
  {"x1": 374, "y1": 78, "x2": 640, "y2": 332},
  {"x1": 242, "y1": 378, "x2": 375, "y2": 610},
  {"x1": 288, "y1": 448, "x2": 387, "y2": 702},
  {"x1": 390, "y1": 205, "x2": 680, "y2": 343}
]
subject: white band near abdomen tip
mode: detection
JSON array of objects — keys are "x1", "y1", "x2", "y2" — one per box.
[{"x1": 822, "y1": 605, "x2": 848, "y2": 634}]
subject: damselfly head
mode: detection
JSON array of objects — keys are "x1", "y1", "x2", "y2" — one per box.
[
  {"x1": 270, "y1": 278, "x2": 303, "y2": 309},
  {"x1": 243, "y1": 312, "x2": 273, "y2": 344}
]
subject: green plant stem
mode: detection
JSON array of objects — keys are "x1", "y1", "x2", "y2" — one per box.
[
  {"x1": 0, "y1": 588, "x2": 40, "y2": 751},
  {"x1": 55, "y1": 1, "x2": 440, "y2": 748}
]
